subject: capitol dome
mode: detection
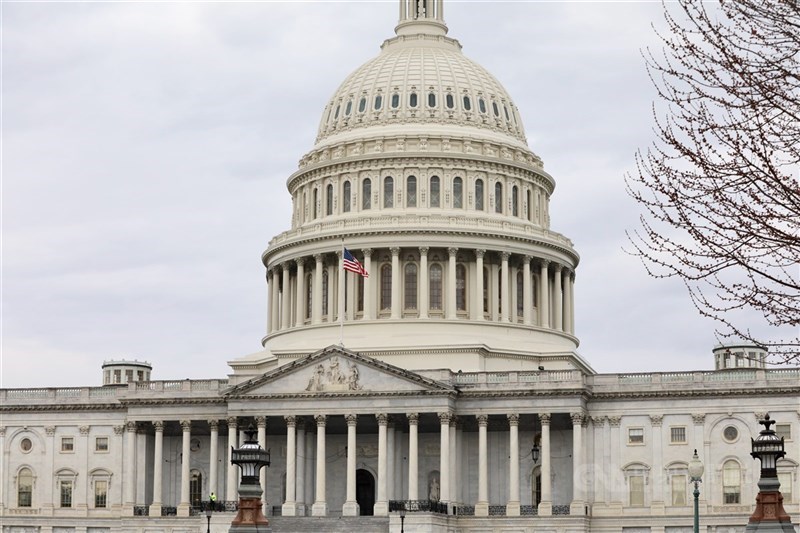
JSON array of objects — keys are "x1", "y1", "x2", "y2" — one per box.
[{"x1": 233, "y1": 0, "x2": 585, "y2": 378}]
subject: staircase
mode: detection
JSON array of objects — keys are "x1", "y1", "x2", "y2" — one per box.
[{"x1": 266, "y1": 516, "x2": 390, "y2": 533}]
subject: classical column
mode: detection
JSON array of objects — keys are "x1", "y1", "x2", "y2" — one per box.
[
  {"x1": 281, "y1": 263, "x2": 292, "y2": 329},
  {"x1": 419, "y1": 247, "x2": 429, "y2": 319},
  {"x1": 312, "y1": 415, "x2": 328, "y2": 516},
  {"x1": 149, "y1": 421, "x2": 164, "y2": 515},
  {"x1": 342, "y1": 414, "x2": 359, "y2": 516},
  {"x1": 408, "y1": 413, "x2": 419, "y2": 500},
  {"x1": 538, "y1": 413, "x2": 552, "y2": 515},
  {"x1": 394, "y1": 424, "x2": 404, "y2": 500},
  {"x1": 539, "y1": 261, "x2": 550, "y2": 328},
  {"x1": 267, "y1": 268, "x2": 276, "y2": 334},
  {"x1": 438, "y1": 412, "x2": 451, "y2": 504},
  {"x1": 591, "y1": 416, "x2": 608, "y2": 506},
  {"x1": 562, "y1": 268, "x2": 572, "y2": 333},
  {"x1": 326, "y1": 263, "x2": 336, "y2": 322},
  {"x1": 569, "y1": 272, "x2": 576, "y2": 334},
  {"x1": 522, "y1": 256, "x2": 532, "y2": 325},
  {"x1": 296, "y1": 421, "x2": 306, "y2": 515},
  {"x1": 447, "y1": 247, "x2": 458, "y2": 319},
  {"x1": 226, "y1": 417, "x2": 238, "y2": 501},
  {"x1": 570, "y1": 412, "x2": 586, "y2": 515},
  {"x1": 208, "y1": 420, "x2": 219, "y2": 500},
  {"x1": 282, "y1": 416, "x2": 298, "y2": 516},
  {"x1": 608, "y1": 415, "x2": 622, "y2": 509},
  {"x1": 490, "y1": 264, "x2": 500, "y2": 321},
  {"x1": 475, "y1": 414, "x2": 489, "y2": 516},
  {"x1": 124, "y1": 421, "x2": 137, "y2": 512},
  {"x1": 295, "y1": 259, "x2": 305, "y2": 326},
  {"x1": 337, "y1": 250, "x2": 345, "y2": 324},
  {"x1": 390, "y1": 247, "x2": 401, "y2": 319},
  {"x1": 0, "y1": 427, "x2": 5, "y2": 511},
  {"x1": 387, "y1": 419, "x2": 396, "y2": 500},
  {"x1": 362, "y1": 249, "x2": 374, "y2": 319},
  {"x1": 507, "y1": 414, "x2": 521, "y2": 516},
  {"x1": 650, "y1": 415, "x2": 665, "y2": 514},
  {"x1": 500, "y1": 252, "x2": 510, "y2": 322},
  {"x1": 375, "y1": 413, "x2": 389, "y2": 515},
  {"x1": 449, "y1": 418, "x2": 456, "y2": 505},
  {"x1": 178, "y1": 420, "x2": 192, "y2": 516},
  {"x1": 347, "y1": 257, "x2": 356, "y2": 320},
  {"x1": 474, "y1": 249, "x2": 485, "y2": 320},
  {"x1": 553, "y1": 264, "x2": 563, "y2": 331},
  {"x1": 256, "y1": 416, "x2": 268, "y2": 513},
  {"x1": 312, "y1": 255, "x2": 323, "y2": 324}
]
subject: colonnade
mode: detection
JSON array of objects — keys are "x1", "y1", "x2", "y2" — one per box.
[{"x1": 267, "y1": 247, "x2": 575, "y2": 335}]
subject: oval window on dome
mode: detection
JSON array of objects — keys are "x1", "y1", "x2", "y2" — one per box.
[
  {"x1": 492, "y1": 101, "x2": 500, "y2": 117},
  {"x1": 374, "y1": 95, "x2": 383, "y2": 110},
  {"x1": 428, "y1": 92, "x2": 436, "y2": 108},
  {"x1": 391, "y1": 93, "x2": 400, "y2": 109},
  {"x1": 409, "y1": 92, "x2": 418, "y2": 108},
  {"x1": 334, "y1": 105, "x2": 340, "y2": 120},
  {"x1": 463, "y1": 95, "x2": 472, "y2": 111},
  {"x1": 504, "y1": 105, "x2": 511, "y2": 121},
  {"x1": 478, "y1": 97, "x2": 487, "y2": 114},
  {"x1": 358, "y1": 97, "x2": 366, "y2": 113},
  {"x1": 445, "y1": 94, "x2": 454, "y2": 109},
  {"x1": 345, "y1": 100, "x2": 352, "y2": 116}
]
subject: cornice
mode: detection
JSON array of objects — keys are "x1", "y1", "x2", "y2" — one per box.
[
  {"x1": 227, "y1": 390, "x2": 458, "y2": 401},
  {"x1": 590, "y1": 386, "x2": 800, "y2": 401},
  {"x1": 0, "y1": 404, "x2": 124, "y2": 413}
]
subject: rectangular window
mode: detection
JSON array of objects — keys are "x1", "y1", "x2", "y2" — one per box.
[
  {"x1": 778, "y1": 472, "x2": 792, "y2": 503},
  {"x1": 670, "y1": 426, "x2": 686, "y2": 443},
  {"x1": 60, "y1": 480, "x2": 73, "y2": 508},
  {"x1": 671, "y1": 474, "x2": 687, "y2": 506},
  {"x1": 629, "y1": 475, "x2": 644, "y2": 506},
  {"x1": 95, "y1": 437, "x2": 109, "y2": 452},
  {"x1": 125, "y1": 369, "x2": 133, "y2": 382},
  {"x1": 628, "y1": 428, "x2": 644, "y2": 444},
  {"x1": 61, "y1": 437, "x2": 74, "y2": 452},
  {"x1": 95, "y1": 480, "x2": 108, "y2": 508},
  {"x1": 776, "y1": 424, "x2": 791, "y2": 441}
]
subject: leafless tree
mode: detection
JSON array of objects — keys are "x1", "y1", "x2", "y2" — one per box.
[{"x1": 627, "y1": 0, "x2": 799, "y2": 364}]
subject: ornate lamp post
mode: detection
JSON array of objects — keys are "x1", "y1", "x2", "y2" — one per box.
[
  {"x1": 399, "y1": 503, "x2": 406, "y2": 533},
  {"x1": 229, "y1": 424, "x2": 271, "y2": 533},
  {"x1": 205, "y1": 499, "x2": 213, "y2": 533},
  {"x1": 745, "y1": 414, "x2": 795, "y2": 532},
  {"x1": 532, "y1": 442, "x2": 540, "y2": 464},
  {"x1": 688, "y1": 449, "x2": 704, "y2": 533}
]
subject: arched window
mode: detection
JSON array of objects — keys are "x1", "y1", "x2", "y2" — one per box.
[
  {"x1": 516, "y1": 271, "x2": 524, "y2": 316},
  {"x1": 453, "y1": 177, "x2": 463, "y2": 208},
  {"x1": 429, "y1": 264, "x2": 443, "y2": 311},
  {"x1": 380, "y1": 264, "x2": 392, "y2": 311},
  {"x1": 445, "y1": 93, "x2": 454, "y2": 109},
  {"x1": 483, "y1": 267, "x2": 489, "y2": 314},
  {"x1": 492, "y1": 101, "x2": 500, "y2": 117},
  {"x1": 512, "y1": 185, "x2": 519, "y2": 216},
  {"x1": 428, "y1": 92, "x2": 436, "y2": 108},
  {"x1": 526, "y1": 189, "x2": 532, "y2": 221},
  {"x1": 623, "y1": 464, "x2": 650, "y2": 507},
  {"x1": 478, "y1": 97, "x2": 487, "y2": 114},
  {"x1": 723, "y1": 461, "x2": 741, "y2": 504},
  {"x1": 326, "y1": 184, "x2": 333, "y2": 216},
  {"x1": 404, "y1": 263, "x2": 418, "y2": 310},
  {"x1": 322, "y1": 269, "x2": 329, "y2": 317},
  {"x1": 334, "y1": 104, "x2": 340, "y2": 120},
  {"x1": 494, "y1": 182, "x2": 503, "y2": 213},
  {"x1": 409, "y1": 92, "x2": 418, "y2": 108},
  {"x1": 384, "y1": 176, "x2": 394, "y2": 208},
  {"x1": 362, "y1": 179, "x2": 372, "y2": 210},
  {"x1": 391, "y1": 93, "x2": 400, "y2": 109},
  {"x1": 312, "y1": 188, "x2": 318, "y2": 219},
  {"x1": 345, "y1": 100, "x2": 352, "y2": 116},
  {"x1": 357, "y1": 275, "x2": 365, "y2": 312},
  {"x1": 358, "y1": 97, "x2": 366, "y2": 113},
  {"x1": 374, "y1": 94, "x2": 383, "y2": 110},
  {"x1": 407, "y1": 176, "x2": 417, "y2": 207},
  {"x1": 430, "y1": 176, "x2": 441, "y2": 208},
  {"x1": 301, "y1": 191, "x2": 307, "y2": 224},
  {"x1": 475, "y1": 179, "x2": 484, "y2": 211},
  {"x1": 532, "y1": 466, "x2": 542, "y2": 506},
  {"x1": 190, "y1": 470, "x2": 203, "y2": 507},
  {"x1": 504, "y1": 104, "x2": 511, "y2": 121},
  {"x1": 456, "y1": 264, "x2": 467, "y2": 311},
  {"x1": 18, "y1": 467, "x2": 33, "y2": 507},
  {"x1": 343, "y1": 181, "x2": 351, "y2": 213},
  {"x1": 306, "y1": 272, "x2": 313, "y2": 320},
  {"x1": 463, "y1": 95, "x2": 472, "y2": 111}
]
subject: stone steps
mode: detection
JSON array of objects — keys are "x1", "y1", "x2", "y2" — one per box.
[{"x1": 267, "y1": 516, "x2": 390, "y2": 533}]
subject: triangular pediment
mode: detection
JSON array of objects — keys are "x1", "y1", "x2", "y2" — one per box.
[{"x1": 225, "y1": 345, "x2": 455, "y2": 397}]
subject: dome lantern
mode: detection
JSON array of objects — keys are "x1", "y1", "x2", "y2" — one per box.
[{"x1": 396, "y1": 0, "x2": 447, "y2": 37}]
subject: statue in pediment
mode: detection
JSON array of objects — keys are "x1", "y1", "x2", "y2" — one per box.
[{"x1": 305, "y1": 358, "x2": 362, "y2": 392}]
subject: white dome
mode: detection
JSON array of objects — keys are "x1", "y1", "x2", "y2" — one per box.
[{"x1": 315, "y1": 30, "x2": 528, "y2": 149}]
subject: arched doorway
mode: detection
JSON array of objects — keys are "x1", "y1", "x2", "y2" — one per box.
[
  {"x1": 531, "y1": 466, "x2": 542, "y2": 507},
  {"x1": 356, "y1": 469, "x2": 375, "y2": 516}
]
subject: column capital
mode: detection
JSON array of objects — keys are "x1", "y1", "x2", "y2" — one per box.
[
  {"x1": 285, "y1": 415, "x2": 297, "y2": 427},
  {"x1": 438, "y1": 412, "x2": 453, "y2": 425},
  {"x1": 314, "y1": 253, "x2": 324, "y2": 263},
  {"x1": 523, "y1": 255, "x2": 532, "y2": 263},
  {"x1": 539, "y1": 259, "x2": 550, "y2": 268},
  {"x1": 315, "y1": 414, "x2": 327, "y2": 427},
  {"x1": 0, "y1": 426, "x2": 5, "y2": 437},
  {"x1": 475, "y1": 248, "x2": 486, "y2": 259},
  {"x1": 153, "y1": 421, "x2": 165, "y2": 432},
  {"x1": 125, "y1": 421, "x2": 137, "y2": 433},
  {"x1": 295, "y1": 257, "x2": 305, "y2": 267},
  {"x1": 407, "y1": 413, "x2": 419, "y2": 424},
  {"x1": 419, "y1": 246, "x2": 429, "y2": 255},
  {"x1": 692, "y1": 413, "x2": 706, "y2": 425},
  {"x1": 226, "y1": 416, "x2": 238, "y2": 429},
  {"x1": 590, "y1": 416, "x2": 607, "y2": 426},
  {"x1": 345, "y1": 413, "x2": 358, "y2": 426},
  {"x1": 507, "y1": 413, "x2": 520, "y2": 426},
  {"x1": 501, "y1": 251, "x2": 511, "y2": 261},
  {"x1": 570, "y1": 412, "x2": 585, "y2": 426},
  {"x1": 376, "y1": 413, "x2": 389, "y2": 426},
  {"x1": 283, "y1": 260, "x2": 294, "y2": 270},
  {"x1": 79, "y1": 425, "x2": 91, "y2": 435},
  {"x1": 207, "y1": 420, "x2": 218, "y2": 431},
  {"x1": 113, "y1": 425, "x2": 125, "y2": 435},
  {"x1": 362, "y1": 248, "x2": 373, "y2": 258},
  {"x1": 477, "y1": 414, "x2": 489, "y2": 426},
  {"x1": 390, "y1": 247, "x2": 401, "y2": 256},
  {"x1": 255, "y1": 416, "x2": 267, "y2": 429},
  {"x1": 650, "y1": 414, "x2": 663, "y2": 427},
  {"x1": 448, "y1": 247, "x2": 458, "y2": 256},
  {"x1": 538, "y1": 413, "x2": 551, "y2": 425},
  {"x1": 553, "y1": 262, "x2": 563, "y2": 272},
  {"x1": 608, "y1": 415, "x2": 622, "y2": 427},
  {"x1": 180, "y1": 420, "x2": 192, "y2": 432}
]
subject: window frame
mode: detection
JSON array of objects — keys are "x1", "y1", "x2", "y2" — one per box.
[
  {"x1": 670, "y1": 426, "x2": 687, "y2": 444},
  {"x1": 628, "y1": 427, "x2": 645, "y2": 445},
  {"x1": 61, "y1": 436, "x2": 74, "y2": 453},
  {"x1": 722, "y1": 460, "x2": 741, "y2": 504}
]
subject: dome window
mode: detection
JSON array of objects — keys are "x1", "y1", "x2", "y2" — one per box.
[
  {"x1": 512, "y1": 185, "x2": 519, "y2": 216},
  {"x1": 430, "y1": 176, "x2": 441, "y2": 207},
  {"x1": 407, "y1": 176, "x2": 417, "y2": 207},
  {"x1": 445, "y1": 94, "x2": 454, "y2": 109},
  {"x1": 504, "y1": 105, "x2": 511, "y2": 121},
  {"x1": 374, "y1": 95, "x2": 383, "y2": 110},
  {"x1": 326, "y1": 184, "x2": 334, "y2": 215},
  {"x1": 345, "y1": 100, "x2": 352, "y2": 116},
  {"x1": 478, "y1": 97, "x2": 487, "y2": 114},
  {"x1": 409, "y1": 92, "x2": 418, "y2": 108},
  {"x1": 391, "y1": 93, "x2": 400, "y2": 109},
  {"x1": 492, "y1": 101, "x2": 500, "y2": 117},
  {"x1": 494, "y1": 182, "x2": 503, "y2": 213},
  {"x1": 343, "y1": 181, "x2": 352, "y2": 213},
  {"x1": 362, "y1": 179, "x2": 372, "y2": 210},
  {"x1": 463, "y1": 95, "x2": 472, "y2": 111},
  {"x1": 383, "y1": 176, "x2": 394, "y2": 208},
  {"x1": 427, "y1": 92, "x2": 436, "y2": 108},
  {"x1": 453, "y1": 177, "x2": 463, "y2": 208},
  {"x1": 358, "y1": 97, "x2": 367, "y2": 113},
  {"x1": 334, "y1": 105, "x2": 340, "y2": 120},
  {"x1": 475, "y1": 179, "x2": 484, "y2": 211}
]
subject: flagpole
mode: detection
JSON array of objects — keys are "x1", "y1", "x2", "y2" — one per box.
[{"x1": 339, "y1": 240, "x2": 345, "y2": 346}]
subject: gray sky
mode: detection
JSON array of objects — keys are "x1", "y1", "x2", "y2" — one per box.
[{"x1": 2, "y1": 0, "x2": 782, "y2": 389}]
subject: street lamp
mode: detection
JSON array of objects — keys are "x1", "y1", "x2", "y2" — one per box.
[
  {"x1": 688, "y1": 449, "x2": 704, "y2": 533},
  {"x1": 746, "y1": 413, "x2": 794, "y2": 531},
  {"x1": 229, "y1": 424, "x2": 272, "y2": 533},
  {"x1": 532, "y1": 442, "x2": 540, "y2": 463},
  {"x1": 399, "y1": 503, "x2": 406, "y2": 533},
  {"x1": 204, "y1": 499, "x2": 213, "y2": 533}
]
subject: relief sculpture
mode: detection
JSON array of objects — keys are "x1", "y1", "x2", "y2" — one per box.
[{"x1": 306, "y1": 357, "x2": 362, "y2": 392}]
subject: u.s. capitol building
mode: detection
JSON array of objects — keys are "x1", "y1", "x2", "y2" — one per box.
[{"x1": 2, "y1": 1, "x2": 798, "y2": 532}]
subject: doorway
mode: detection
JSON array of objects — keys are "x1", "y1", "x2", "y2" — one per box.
[{"x1": 356, "y1": 469, "x2": 375, "y2": 516}]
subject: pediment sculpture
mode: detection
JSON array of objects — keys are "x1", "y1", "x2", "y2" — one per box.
[{"x1": 305, "y1": 357, "x2": 362, "y2": 392}]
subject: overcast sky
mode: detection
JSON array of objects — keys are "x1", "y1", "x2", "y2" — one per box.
[{"x1": 3, "y1": 0, "x2": 787, "y2": 389}]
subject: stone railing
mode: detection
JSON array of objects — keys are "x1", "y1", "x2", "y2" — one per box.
[
  {"x1": 589, "y1": 368, "x2": 799, "y2": 394},
  {"x1": 390, "y1": 499, "x2": 449, "y2": 514},
  {"x1": 453, "y1": 369, "x2": 584, "y2": 390}
]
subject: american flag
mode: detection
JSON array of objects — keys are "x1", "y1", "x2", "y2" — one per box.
[{"x1": 343, "y1": 248, "x2": 369, "y2": 277}]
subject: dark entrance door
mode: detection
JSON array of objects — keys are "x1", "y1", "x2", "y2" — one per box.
[{"x1": 356, "y1": 469, "x2": 375, "y2": 516}]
